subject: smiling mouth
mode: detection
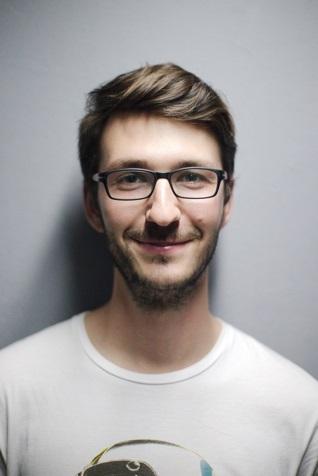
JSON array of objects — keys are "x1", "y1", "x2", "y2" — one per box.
[
  {"x1": 132, "y1": 239, "x2": 192, "y2": 254},
  {"x1": 136, "y1": 239, "x2": 190, "y2": 246},
  {"x1": 126, "y1": 227, "x2": 201, "y2": 255}
]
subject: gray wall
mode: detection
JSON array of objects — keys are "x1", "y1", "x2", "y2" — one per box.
[{"x1": 1, "y1": 0, "x2": 317, "y2": 378}]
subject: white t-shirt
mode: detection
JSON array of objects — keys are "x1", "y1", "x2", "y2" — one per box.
[{"x1": 0, "y1": 313, "x2": 317, "y2": 476}]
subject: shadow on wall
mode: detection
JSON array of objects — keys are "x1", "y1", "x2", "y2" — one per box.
[
  {"x1": 1, "y1": 192, "x2": 113, "y2": 348},
  {"x1": 65, "y1": 203, "x2": 113, "y2": 314},
  {"x1": 1, "y1": 189, "x2": 220, "y2": 348}
]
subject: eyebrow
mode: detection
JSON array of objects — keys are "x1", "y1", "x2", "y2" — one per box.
[{"x1": 105, "y1": 158, "x2": 212, "y2": 170}]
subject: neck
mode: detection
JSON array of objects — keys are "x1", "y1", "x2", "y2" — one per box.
[{"x1": 85, "y1": 270, "x2": 221, "y2": 373}]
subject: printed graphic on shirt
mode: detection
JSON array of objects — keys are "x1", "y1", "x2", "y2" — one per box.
[{"x1": 77, "y1": 439, "x2": 213, "y2": 476}]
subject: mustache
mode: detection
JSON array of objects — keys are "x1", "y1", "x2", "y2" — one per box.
[{"x1": 125, "y1": 222, "x2": 202, "y2": 242}]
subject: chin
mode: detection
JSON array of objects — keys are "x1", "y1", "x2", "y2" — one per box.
[
  {"x1": 123, "y1": 269, "x2": 204, "y2": 312},
  {"x1": 107, "y1": 228, "x2": 218, "y2": 310},
  {"x1": 135, "y1": 264, "x2": 194, "y2": 286}
]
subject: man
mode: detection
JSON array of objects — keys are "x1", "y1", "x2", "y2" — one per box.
[{"x1": 0, "y1": 64, "x2": 317, "y2": 476}]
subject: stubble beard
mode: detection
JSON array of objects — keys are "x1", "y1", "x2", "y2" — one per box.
[{"x1": 105, "y1": 225, "x2": 220, "y2": 312}]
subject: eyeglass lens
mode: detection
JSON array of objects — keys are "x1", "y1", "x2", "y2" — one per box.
[{"x1": 107, "y1": 169, "x2": 220, "y2": 199}]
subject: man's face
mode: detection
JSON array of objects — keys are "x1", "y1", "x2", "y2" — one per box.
[{"x1": 86, "y1": 114, "x2": 232, "y2": 309}]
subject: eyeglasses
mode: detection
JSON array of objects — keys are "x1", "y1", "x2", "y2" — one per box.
[
  {"x1": 92, "y1": 167, "x2": 227, "y2": 201},
  {"x1": 77, "y1": 439, "x2": 213, "y2": 476}
]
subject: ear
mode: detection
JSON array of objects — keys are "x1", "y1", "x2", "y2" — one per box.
[
  {"x1": 83, "y1": 183, "x2": 104, "y2": 233},
  {"x1": 221, "y1": 186, "x2": 234, "y2": 228}
]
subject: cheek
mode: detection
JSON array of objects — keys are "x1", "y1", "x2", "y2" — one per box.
[
  {"x1": 101, "y1": 198, "x2": 144, "y2": 231},
  {"x1": 182, "y1": 200, "x2": 224, "y2": 228}
]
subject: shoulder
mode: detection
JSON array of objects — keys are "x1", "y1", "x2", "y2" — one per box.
[
  {"x1": 225, "y1": 322, "x2": 318, "y2": 404},
  {"x1": 0, "y1": 313, "x2": 84, "y2": 385}
]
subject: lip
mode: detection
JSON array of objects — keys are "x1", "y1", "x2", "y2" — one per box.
[{"x1": 133, "y1": 239, "x2": 191, "y2": 254}]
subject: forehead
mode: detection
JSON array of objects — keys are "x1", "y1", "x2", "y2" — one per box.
[{"x1": 100, "y1": 113, "x2": 222, "y2": 170}]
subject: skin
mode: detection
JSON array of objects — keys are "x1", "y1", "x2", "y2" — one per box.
[{"x1": 84, "y1": 113, "x2": 233, "y2": 373}]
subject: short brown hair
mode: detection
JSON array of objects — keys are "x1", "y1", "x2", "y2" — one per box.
[{"x1": 79, "y1": 63, "x2": 236, "y2": 202}]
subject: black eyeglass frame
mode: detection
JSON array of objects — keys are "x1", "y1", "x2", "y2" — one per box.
[{"x1": 92, "y1": 167, "x2": 228, "y2": 201}]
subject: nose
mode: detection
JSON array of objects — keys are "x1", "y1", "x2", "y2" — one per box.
[{"x1": 145, "y1": 178, "x2": 181, "y2": 226}]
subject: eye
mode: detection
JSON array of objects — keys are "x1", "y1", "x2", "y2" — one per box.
[
  {"x1": 181, "y1": 172, "x2": 204, "y2": 182},
  {"x1": 175, "y1": 170, "x2": 209, "y2": 187},
  {"x1": 111, "y1": 171, "x2": 149, "y2": 189},
  {"x1": 117, "y1": 172, "x2": 146, "y2": 184}
]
